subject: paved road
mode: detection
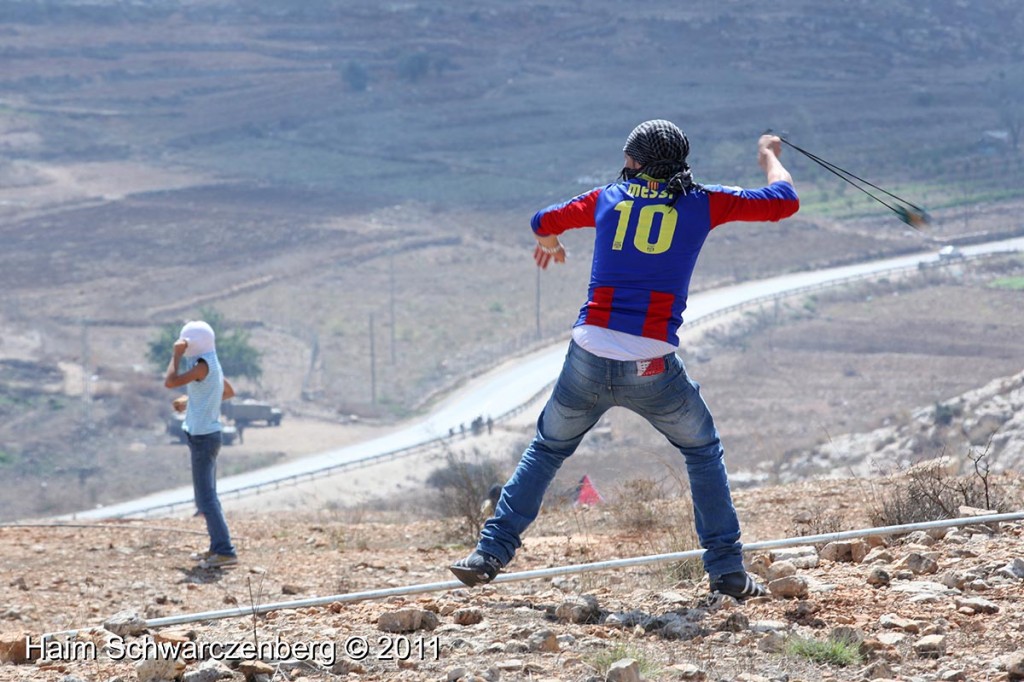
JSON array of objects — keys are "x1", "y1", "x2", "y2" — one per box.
[{"x1": 66, "y1": 237, "x2": 1024, "y2": 519}]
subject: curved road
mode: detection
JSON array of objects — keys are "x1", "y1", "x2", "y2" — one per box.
[{"x1": 67, "y1": 237, "x2": 1024, "y2": 520}]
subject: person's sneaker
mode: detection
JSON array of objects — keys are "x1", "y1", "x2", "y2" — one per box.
[
  {"x1": 449, "y1": 550, "x2": 504, "y2": 587},
  {"x1": 189, "y1": 550, "x2": 213, "y2": 562},
  {"x1": 198, "y1": 553, "x2": 238, "y2": 569},
  {"x1": 709, "y1": 571, "x2": 767, "y2": 600}
]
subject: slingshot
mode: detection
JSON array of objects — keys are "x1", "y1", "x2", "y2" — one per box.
[{"x1": 768, "y1": 132, "x2": 930, "y2": 229}]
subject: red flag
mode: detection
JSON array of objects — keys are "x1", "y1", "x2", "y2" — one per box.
[{"x1": 575, "y1": 475, "x2": 604, "y2": 506}]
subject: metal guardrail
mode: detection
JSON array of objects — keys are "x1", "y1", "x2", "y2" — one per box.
[
  {"x1": 98, "y1": 252, "x2": 989, "y2": 519},
  {"x1": 120, "y1": 384, "x2": 551, "y2": 518},
  {"x1": 684, "y1": 252, "x2": 979, "y2": 330}
]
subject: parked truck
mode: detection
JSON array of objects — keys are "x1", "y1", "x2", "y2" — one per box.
[
  {"x1": 166, "y1": 413, "x2": 237, "y2": 445},
  {"x1": 221, "y1": 399, "x2": 283, "y2": 427}
]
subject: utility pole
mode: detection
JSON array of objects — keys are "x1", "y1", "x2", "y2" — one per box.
[
  {"x1": 81, "y1": 319, "x2": 90, "y2": 417},
  {"x1": 535, "y1": 265, "x2": 541, "y2": 339},
  {"x1": 389, "y1": 251, "x2": 397, "y2": 364},
  {"x1": 369, "y1": 312, "x2": 377, "y2": 404}
]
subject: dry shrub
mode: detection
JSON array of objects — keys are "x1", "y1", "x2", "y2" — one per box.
[
  {"x1": 791, "y1": 504, "x2": 846, "y2": 538},
  {"x1": 611, "y1": 474, "x2": 703, "y2": 584},
  {"x1": 613, "y1": 477, "x2": 666, "y2": 532},
  {"x1": 868, "y1": 447, "x2": 1016, "y2": 527},
  {"x1": 426, "y1": 446, "x2": 504, "y2": 544}
]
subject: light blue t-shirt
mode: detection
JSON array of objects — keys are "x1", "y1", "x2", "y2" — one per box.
[{"x1": 182, "y1": 351, "x2": 223, "y2": 436}]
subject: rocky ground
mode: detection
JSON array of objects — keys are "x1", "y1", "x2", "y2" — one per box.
[{"x1": 2, "y1": 473, "x2": 1024, "y2": 682}]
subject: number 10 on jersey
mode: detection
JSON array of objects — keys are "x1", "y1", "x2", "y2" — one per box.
[{"x1": 611, "y1": 200, "x2": 678, "y2": 255}]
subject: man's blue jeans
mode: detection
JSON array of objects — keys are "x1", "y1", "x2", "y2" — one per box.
[
  {"x1": 188, "y1": 431, "x2": 236, "y2": 557},
  {"x1": 478, "y1": 341, "x2": 744, "y2": 577}
]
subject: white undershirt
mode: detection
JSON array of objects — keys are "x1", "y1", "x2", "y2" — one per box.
[{"x1": 571, "y1": 325, "x2": 678, "y2": 361}]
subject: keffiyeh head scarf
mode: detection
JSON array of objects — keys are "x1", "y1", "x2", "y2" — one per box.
[{"x1": 621, "y1": 119, "x2": 698, "y2": 200}]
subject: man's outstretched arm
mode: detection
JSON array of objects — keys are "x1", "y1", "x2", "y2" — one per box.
[{"x1": 758, "y1": 134, "x2": 793, "y2": 186}]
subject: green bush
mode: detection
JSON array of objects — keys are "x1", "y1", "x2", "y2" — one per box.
[
  {"x1": 786, "y1": 634, "x2": 862, "y2": 667},
  {"x1": 146, "y1": 308, "x2": 263, "y2": 381},
  {"x1": 342, "y1": 61, "x2": 369, "y2": 92},
  {"x1": 397, "y1": 52, "x2": 430, "y2": 83},
  {"x1": 586, "y1": 643, "x2": 660, "y2": 678}
]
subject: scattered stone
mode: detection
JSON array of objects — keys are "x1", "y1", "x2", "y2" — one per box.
[
  {"x1": 1003, "y1": 651, "x2": 1024, "y2": 679},
  {"x1": 720, "y1": 612, "x2": 749, "y2": 632},
  {"x1": 528, "y1": 629, "x2": 559, "y2": 653},
  {"x1": 915, "y1": 634, "x2": 947, "y2": 658},
  {"x1": 955, "y1": 596, "x2": 999, "y2": 614},
  {"x1": 938, "y1": 571, "x2": 966, "y2": 589},
  {"x1": 821, "y1": 540, "x2": 860, "y2": 562},
  {"x1": 330, "y1": 658, "x2": 365, "y2": 676},
  {"x1": 879, "y1": 633, "x2": 910, "y2": 651},
  {"x1": 666, "y1": 662, "x2": 706, "y2": 680},
  {"x1": 554, "y1": 595, "x2": 600, "y2": 624},
  {"x1": 769, "y1": 546, "x2": 819, "y2": 569},
  {"x1": 377, "y1": 608, "x2": 439, "y2": 633},
  {"x1": 863, "y1": 547, "x2": 894, "y2": 564},
  {"x1": 867, "y1": 567, "x2": 891, "y2": 587},
  {"x1": 0, "y1": 631, "x2": 31, "y2": 664},
  {"x1": 135, "y1": 656, "x2": 185, "y2": 682},
  {"x1": 860, "y1": 660, "x2": 895, "y2": 679},
  {"x1": 447, "y1": 666, "x2": 469, "y2": 681},
  {"x1": 889, "y1": 580, "x2": 957, "y2": 597},
  {"x1": 767, "y1": 575, "x2": 808, "y2": 598},
  {"x1": 181, "y1": 660, "x2": 233, "y2": 682},
  {"x1": 238, "y1": 660, "x2": 275, "y2": 677},
  {"x1": 785, "y1": 599, "x2": 823, "y2": 627},
  {"x1": 453, "y1": 608, "x2": 484, "y2": 626},
  {"x1": 748, "y1": 620, "x2": 788, "y2": 634},
  {"x1": 747, "y1": 554, "x2": 772, "y2": 577},
  {"x1": 829, "y1": 625, "x2": 864, "y2": 647},
  {"x1": 103, "y1": 610, "x2": 147, "y2": 637},
  {"x1": 997, "y1": 558, "x2": 1024, "y2": 580},
  {"x1": 894, "y1": 552, "x2": 939, "y2": 575},
  {"x1": 756, "y1": 631, "x2": 786, "y2": 653},
  {"x1": 905, "y1": 530, "x2": 937, "y2": 546},
  {"x1": 765, "y1": 560, "x2": 796, "y2": 581},
  {"x1": 880, "y1": 613, "x2": 922, "y2": 633},
  {"x1": 606, "y1": 658, "x2": 640, "y2": 682}
]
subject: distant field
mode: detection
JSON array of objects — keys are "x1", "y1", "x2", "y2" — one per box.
[
  {"x1": 989, "y1": 276, "x2": 1024, "y2": 290},
  {"x1": 1, "y1": 0, "x2": 1023, "y2": 520}
]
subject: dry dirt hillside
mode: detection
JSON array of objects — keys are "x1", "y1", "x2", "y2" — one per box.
[{"x1": 2, "y1": 470, "x2": 1024, "y2": 682}]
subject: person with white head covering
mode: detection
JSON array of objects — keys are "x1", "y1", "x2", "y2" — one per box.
[{"x1": 164, "y1": 319, "x2": 239, "y2": 569}]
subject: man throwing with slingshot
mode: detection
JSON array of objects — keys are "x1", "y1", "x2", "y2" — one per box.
[{"x1": 450, "y1": 121, "x2": 799, "y2": 600}]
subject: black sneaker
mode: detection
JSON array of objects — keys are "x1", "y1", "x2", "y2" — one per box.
[
  {"x1": 709, "y1": 571, "x2": 767, "y2": 600},
  {"x1": 450, "y1": 550, "x2": 504, "y2": 587}
]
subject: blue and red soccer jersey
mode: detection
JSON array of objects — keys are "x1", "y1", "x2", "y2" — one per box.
[{"x1": 532, "y1": 175, "x2": 799, "y2": 346}]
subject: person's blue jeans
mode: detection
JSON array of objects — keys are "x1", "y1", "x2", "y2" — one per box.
[
  {"x1": 188, "y1": 431, "x2": 236, "y2": 557},
  {"x1": 478, "y1": 340, "x2": 744, "y2": 577}
]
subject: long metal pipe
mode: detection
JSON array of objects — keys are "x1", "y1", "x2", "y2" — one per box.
[
  {"x1": 42, "y1": 511, "x2": 1024, "y2": 638},
  {"x1": 1, "y1": 523, "x2": 209, "y2": 536}
]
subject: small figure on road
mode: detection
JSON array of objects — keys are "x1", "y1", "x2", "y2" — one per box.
[
  {"x1": 165, "y1": 320, "x2": 239, "y2": 569},
  {"x1": 451, "y1": 122, "x2": 799, "y2": 601}
]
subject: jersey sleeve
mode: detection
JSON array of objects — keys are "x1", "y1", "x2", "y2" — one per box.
[
  {"x1": 705, "y1": 181, "x2": 799, "y2": 229},
  {"x1": 531, "y1": 188, "x2": 603, "y2": 236}
]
